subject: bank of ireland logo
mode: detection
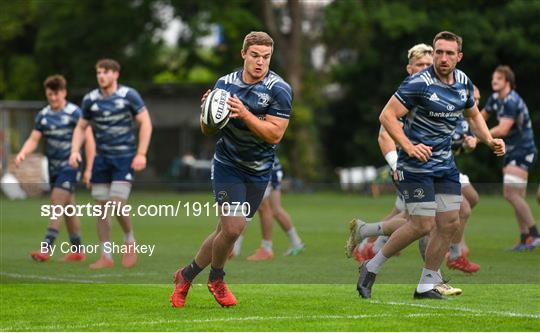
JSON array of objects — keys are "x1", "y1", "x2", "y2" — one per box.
[
  {"x1": 459, "y1": 89, "x2": 467, "y2": 102},
  {"x1": 413, "y1": 188, "x2": 425, "y2": 199},
  {"x1": 447, "y1": 104, "x2": 455, "y2": 111}
]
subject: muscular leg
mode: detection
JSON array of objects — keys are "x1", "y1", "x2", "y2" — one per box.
[
  {"x1": 211, "y1": 215, "x2": 246, "y2": 269},
  {"x1": 503, "y1": 166, "x2": 535, "y2": 233},
  {"x1": 425, "y1": 210, "x2": 460, "y2": 271}
]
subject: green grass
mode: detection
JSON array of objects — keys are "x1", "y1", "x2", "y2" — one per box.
[{"x1": 1, "y1": 192, "x2": 539, "y2": 331}]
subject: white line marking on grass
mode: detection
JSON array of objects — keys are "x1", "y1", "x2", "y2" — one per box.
[
  {"x1": 0, "y1": 313, "x2": 514, "y2": 331},
  {"x1": 369, "y1": 300, "x2": 540, "y2": 319},
  {"x1": 0, "y1": 272, "x2": 102, "y2": 284}
]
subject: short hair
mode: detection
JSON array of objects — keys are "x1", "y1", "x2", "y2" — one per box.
[
  {"x1": 43, "y1": 75, "x2": 67, "y2": 91},
  {"x1": 433, "y1": 31, "x2": 463, "y2": 52},
  {"x1": 494, "y1": 65, "x2": 516, "y2": 89},
  {"x1": 96, "y1": 58, "x2": 121, "y2": 72},
  {"x1": 242, "y1": 31, "x2": 274, "y2": 52},
  {"x1": 407, "y1": 43, "x2": 433, "y2": 63}
]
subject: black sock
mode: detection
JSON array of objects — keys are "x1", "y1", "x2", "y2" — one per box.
[
  {"x1": 520, "y1": 233, "x2": 529, "y2": 244},
  {"x1": 529, "y1": 226, "x2": 538, "y2": 238},
  {"x1": 182, "y1": 260, "x2": 203, "y2": 282},
  {"x1": 69, "y1": 234, "x2": 81, "y2": 248},
  {"x1": 209, "y1": 266, "x2": 225, "y2": 282},
  {"x1": 44, "y1": 228, "x2": 59, "y2": 250}
]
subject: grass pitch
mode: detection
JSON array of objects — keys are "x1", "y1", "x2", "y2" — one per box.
[{"x1": 1, "y1": 191, "x2": 539, "y2": 331}]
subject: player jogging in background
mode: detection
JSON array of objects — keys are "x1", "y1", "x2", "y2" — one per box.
[
  {"x1": 231, "y1": 156, "x2": 304, "y2": 260},
  {"x1": 16, "y1": 74, "x2": 95, "y2": 262},
  {"x1": 357, "y1": 31, "x2": 504, "y2": 300},
  {"x1": 351, "y1": 43, "x2": 434, "y2": 262},
  {"x1": 170, "y1": 31, "x2": 292, "y2": 308},
  {"x1": 70, "y1": 59, "x2": 153, "y2": 269},
  {"x1": 481, "y1": 65, "x2": 539, "y2": 250}
]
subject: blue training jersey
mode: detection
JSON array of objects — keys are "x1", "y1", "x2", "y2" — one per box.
[
  {"x1": 81, "y1": 85, "x2": 146, "y2": 157},
  {"x1": 451, "y1": 116, "x2": 474, "y2": 155},
  {"x1": 394, "y1": 65, "x2": 476, "y2": 173},
  {"x1": 213, "y1": 70, "x2": 293, "y2": 176},
  {"x1": 484, "y1": 90, "x2": 537, "y2": 154},
  {"x1": 34, "y1": 102, "x2": 82, "y2": 176}
]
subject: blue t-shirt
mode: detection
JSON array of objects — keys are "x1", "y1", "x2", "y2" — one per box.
[
  {"x1": 81, "y1": 85, "x2": 146, "y2": 157},
  {"x1": 34, "y1": 102, "x2": 82, "y2": 176},
  {"x1": 484, "y1": 90, "x2": 536, "y2": 154},
  {"x1": 213, "y1": 70, "x2": 293, "y2": 176},
  {"x1": 451, "y1": 116, "x2": 474, "y2": 155},
  {"x1": 394, "y1": 66, "x2": 475, "y2": 173}
]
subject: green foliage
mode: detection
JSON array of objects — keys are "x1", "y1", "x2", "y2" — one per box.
[{"x1": 1, "y1": 0, "x2": 163, "y2": 99}]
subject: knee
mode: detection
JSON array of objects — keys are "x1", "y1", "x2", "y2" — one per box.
[
  {"x1": 412, "y1": 218, "x2": 435, "y2": 236},
  {"x1": 221, "y1": 220, "x2": 245, "y2": 240},
  {"x1": 459, "y1": 203, "x2": 471, "y2": 221},
  {"x1": 440, "y1": 218, "x2": 460, "y2": 234},
  {"x1": 503, "y1": 188, "x2": 517, "y2": 203},
  {"x1": 468, "y1": 193, "x2": 479, "y2": 208}
]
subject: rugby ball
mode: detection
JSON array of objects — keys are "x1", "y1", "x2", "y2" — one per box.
[{"x1": 201, "y1": 88, "x2": 231, "y2": 130}]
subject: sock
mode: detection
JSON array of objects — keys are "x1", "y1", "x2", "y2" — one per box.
[
  {"x1": 43, "y1": 228, "x2": 59, "y2": 250},
  {"x1": 286, "y1": 227, "x2": 302, "y2": 247},
  {"x1": 372, "y1": 236, "x2": 388, "y2": 253},
  {"x1": 69, "y1": 234, "x2": 81, "y2": 248},
  {"x1": 416, "y1": 268, "x2": 442, "y2": 293},
  {"x1": 102, "y1": 242, "x2": 112, "y2": 259},
  {"x1": 358, "y1": 222, "x2": 384, "y2": 238},
  {"x1": 448, "y1": 243, "x2": 461, "y2": 260},
  {"x1": 182, "y1": 260, "x2": 203, "y2": 282},
  {"x1": 520, "y1": 233, "x2": 529, "y2": 244},
  {"x1": 233, "y1": 235, "x2": 244, "y2": 255},
  {"x1": 365, "y1": 251, "x2": 388, "y2": 274},
  {"x1": 124, "y1": 230, "x2": 135, "y2": 243},
  {"x1": 209, "y1": 266, "x2": 225, "y2": 282},
  {"x1": 529, "y1": 225, "x2": 539, "y2": 238},
  {"x1": 261, "y1": 240, "x2": 273, "y2": 252}
]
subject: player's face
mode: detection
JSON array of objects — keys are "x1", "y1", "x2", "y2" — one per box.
[
  {"x1": 491, "y1": 71, "x2": 509, "y2": 92},
  {"x1": 241, "y1": 44, "x2": 272, "y2": 83},
  {"x1": 406, "y1": 55, "x2": 433, "y2": 75},
  {"x1": 96, "y1": 67, "x2": 119, "y2": 89},
  {"x1": 433, "y1": 39, "x2": 462, "y2": 77},
  {"x1": 45, "y1": 88, "x2": 67, "y2": 111}
]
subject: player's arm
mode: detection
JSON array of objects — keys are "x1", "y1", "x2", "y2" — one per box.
[
  {"x1": 69, "y1": 118, "x2": 89, "y2": 168},
  {"x1": 82, "y1": 126, "x2": 95, "y2": 187},
  {"x1": 464, "y1": 105, "x2": 505, "y2": 156},
  {"x1": 488, "y1": 117, "x2": 514, "y2": 138},
  {"x1": 379, "y1": 96, "x2": 432, "y2": 162},
  {"x1": 132, "y1": 109, "x2": 152, "y2": 171},
  {"x1": 228, "y1": 95, "x2": 288, "y2": 145},
  {"x1": 15, "y1": 130, "x2": 42, "y2": 167},
  {"x1": 480, "y1": 109, "x2": 489, "y2": 121},
  {"x1": 378, "y1": 125, "x2": 398, "y2": 171}
]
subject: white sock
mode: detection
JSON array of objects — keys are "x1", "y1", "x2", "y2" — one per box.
[
  {"x1": 448, "y1": 243, "x2": 461, "y2": 260},
  {"x1": 261, "y1": 240, "x2": 273, "y2": 252},
  {"x1": 233, "y1": 235, "x2": 244, "y2": 255},
  {"x1": 416, "y1": 268, "x2": 443, "y2": 293},
  {"x1": 287, "y1": 227, "x2": 302, "y2": 247},
  {"x1": 358, "y1": 222, "x2": 384, "y2": 238},
  {"x1": 372, "y1": 236, "x2": 388, "y2": 253},
  {"x1": 365, "y1": 251, "x2": 388, "y2": 273},
  {"x1": 102, "y1": 242, "x2": 112, "y2": 259},
  {"x1": 124, "y1": 230, "x2": 135, "y2": 243}
]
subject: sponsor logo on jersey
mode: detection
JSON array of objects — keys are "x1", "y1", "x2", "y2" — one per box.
[
  {"x1": 91, "y1": 103, "x2": 99, "y2": 111},
  {"x1": 429, "y1": 93, "x2": 440, "y2": 102},
  {"x1": 447, "y1": 104, "x2": 455, "y2": 111}
]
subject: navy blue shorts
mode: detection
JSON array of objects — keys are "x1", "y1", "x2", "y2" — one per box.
[
  {"x1": 50, "y1": 167, "x2": 79, "y2": 193},
  {"x1": 211, "y1": 160, "x2": 270, "y2": 219},
  {"x1": 503, "y1": 150, "x2": 537, "y2": 171},
  {"x1": 91, "y1": 155, "x2": 134, "y2": 184},
  {"x1": 397, "y1": 167, "x2": 461, "y2": 204}
]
